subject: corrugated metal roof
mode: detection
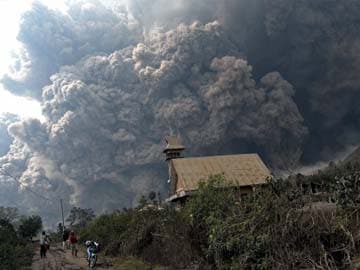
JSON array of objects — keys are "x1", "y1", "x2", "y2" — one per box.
[{"x1": 171, "y1": 154, "x2": 271, "y2": 193}]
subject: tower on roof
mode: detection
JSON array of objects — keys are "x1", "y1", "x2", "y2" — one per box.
[{"x1": 163, "y1": 136, "x2": 185, "y2": 161}]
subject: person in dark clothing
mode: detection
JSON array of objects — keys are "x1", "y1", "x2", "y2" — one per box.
[{"x1": 62, "y1": 229, "x2": 70, "y2": 249}]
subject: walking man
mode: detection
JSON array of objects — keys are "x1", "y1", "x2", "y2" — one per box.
[
  {"x1": 62, "y1": 229, "x2": 70, "y2": 250},
  {"x1": 39, "y1": 231, "x2": 47, "y2": 258},
  {"x1": 68, "y1": 230, "x2": 78, "y2": 257}
]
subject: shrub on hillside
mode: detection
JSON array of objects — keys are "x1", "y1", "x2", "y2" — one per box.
[
  {"x1": 80, "y1": 211, "x2": 132, "y2": 254},
  {"x1": 119, "y1": 207, "x2": 194, "y2": 268},
  {"x1": 0, "y1": 219, "x2": 33, "y2": 270},
  {"x1": 81, "y1": 207, "x2": 194, "y2": 268},
  {"x1": 18, "y1": 215, "x2": 42, "y2": 240}
]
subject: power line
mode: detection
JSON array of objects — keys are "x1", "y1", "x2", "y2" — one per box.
[
  {"x1": 0, "y1": 167, "x2": 55, "y2": 204},
  {"x1": 0, "y1": 168, "x2": 71, "y2": 229},
  {"x1": 0, "y1": 196, "x2": 22, "y2": 209}
]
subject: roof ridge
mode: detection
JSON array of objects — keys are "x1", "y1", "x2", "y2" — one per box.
[{"x1": 175, "y1": 153, "x2": 259, "y2": 161}]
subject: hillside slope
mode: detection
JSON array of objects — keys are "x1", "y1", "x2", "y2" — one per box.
[{"x1": 344, "y1": 146, "x2": 360, "y2": 163}]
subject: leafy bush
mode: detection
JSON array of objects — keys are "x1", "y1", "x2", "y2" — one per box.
[
  {"x1": 81, "y1": 207, "x2": 194, "y2": 269},
  {"x1": 80, "y1": 211, "x2": 132, "y2": 254},
  {"x1": 0, "y1": 219, "x2": 33, "y2": 270},
  {"x1": 18, "y1": 215, "x2": 42, "y2": 239},
  {"x1": 66, "y1": 207, "x2": 95, "y2": 230},
  {"x1": 119, "y1": 207, "x2": 194, "y2": 268},
  {"x1": 183, "y1": 175, "x2": 237, "y2": 265}
]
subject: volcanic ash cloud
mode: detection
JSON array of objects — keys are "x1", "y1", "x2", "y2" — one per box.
[{"x1": 3, "y1": 0, "x2": 360, "y2": 223}]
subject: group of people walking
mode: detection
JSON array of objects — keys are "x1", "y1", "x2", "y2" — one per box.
[
  {"x1": 39, "y1": 229, "x2": 78, "y2": 258},
  {"x1": 60, "y1": 230, "x2": 78, "y2": 256},
  {"x1": 39, "y1": 228, "x2": 99, "y2": 267}
]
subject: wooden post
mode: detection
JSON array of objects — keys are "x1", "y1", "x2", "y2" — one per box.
[{"x1": 60, "y1": 199, "x2": 65, "y2": 234}]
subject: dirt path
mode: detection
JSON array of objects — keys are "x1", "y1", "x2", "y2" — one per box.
[{"x1": 31, "y1": 245, "x2": 110, "y2": 270}]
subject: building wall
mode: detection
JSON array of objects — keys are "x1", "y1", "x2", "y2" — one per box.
[
  {"x1": 240, "y1": 185, "x2": 253, "y2": 194},
  {"x1": 169, "y1": 161, "x2": 178, "y2": 195}
]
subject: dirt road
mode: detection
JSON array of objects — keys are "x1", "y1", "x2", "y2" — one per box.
[{"x1": 31, "y1": 245, "x2": 110, "y2": 270}]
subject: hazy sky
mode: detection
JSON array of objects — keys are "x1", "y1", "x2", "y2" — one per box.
[{"x1": 0, "y1": 0, "x2": 67, "y2": 119}]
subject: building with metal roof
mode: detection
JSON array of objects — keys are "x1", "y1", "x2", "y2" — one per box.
[{"x1": 163, "y1": 136, "x2": 272, "y2": 203}]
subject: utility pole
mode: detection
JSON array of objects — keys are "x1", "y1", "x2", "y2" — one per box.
[{"x1": 60, "y1": 199, "x2": 65, "y2": 235}]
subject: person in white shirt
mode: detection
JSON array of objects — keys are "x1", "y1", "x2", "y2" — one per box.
[{"x1": 39, "y1": 231, "x2": 47, "y2": 258}]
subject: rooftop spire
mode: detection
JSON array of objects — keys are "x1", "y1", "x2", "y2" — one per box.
[{"x1": 163, "y1": 136, "x2": 185, "y2": 161}]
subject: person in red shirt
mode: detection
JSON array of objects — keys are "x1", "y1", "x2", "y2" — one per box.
[{"x1": 68, "y1": 231, "x2": 78, "y2": 256}]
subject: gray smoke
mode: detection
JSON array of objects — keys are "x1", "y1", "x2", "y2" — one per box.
[
  {"x1": 0, "y1": 114, "x2": 19, "y2": 157},
  {"x1": 126, "y1": 0, "x2": 219, "y2": 30},
  {"x1": 2, "y1": 0, "x2": 140, "y2": 99},
  {"x1": 0, "y1": 0, "x2": 359, "y2": 224},
  {"x1": 221, "y1": 0, "x2": 360, "y2": 162}
]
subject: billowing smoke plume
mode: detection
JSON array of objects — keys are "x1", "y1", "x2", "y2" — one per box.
[
  {"x1": 222, "y1": 0, "x2": 360, "y2": 162},
  {"x1": 2, "y1": 0, "x2": 140, "y2": 99},
  {"x1": 0, "y1": 0, "x2": 359, "y2": 224},
  {"x1": 0, "y1": 114, "x2": 19, "y2": 157}
]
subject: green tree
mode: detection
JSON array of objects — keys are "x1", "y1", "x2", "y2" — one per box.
[
  {"x1": 0, "y1": 219, "x2": 19, "y2": 269},
  {"x1": 18, "y1": 215, "x2": 42, "y2": 239},
  {"x1": 66, "y1": 207, "x2": 95, "y2": 229},
  {"x1": 0, "y1": 207, "x2": 19, "y2": 223},
  {"x1": 184, "y1": 174, "x2": 237, "y2": 264},
  {"x1": 0, "y1": 219, "x2": 33, "y2": 269}
]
